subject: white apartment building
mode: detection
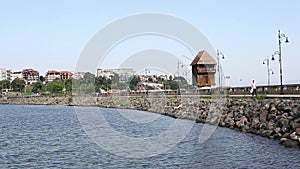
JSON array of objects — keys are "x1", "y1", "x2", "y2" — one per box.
[
  {"x1": 0, "y1": 68, "x2": 12, "y2": 81},
  {"x1": 73, "y1": 72, "x2": 86, "y2": 79},
  {"x1": 0, "y1": 68, "x2": 7, "y2": 81},
  {"x1": 45, "y1": 70, "x2": 73, "y2": 82},
  {"x1": 97, "y1": 68, "x2": 135, "y2": 82},
  {"x1": 10, "y1": 71, "x2": 23, "y2": 82}
]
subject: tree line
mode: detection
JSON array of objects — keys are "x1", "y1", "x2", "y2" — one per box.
[{"x1": 0, "y1": 72, "x2": 187, "y2": 96}]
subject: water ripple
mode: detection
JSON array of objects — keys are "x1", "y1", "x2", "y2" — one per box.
[{"x1": 0, "y1": 105, "x2": 299, "y2": 168}]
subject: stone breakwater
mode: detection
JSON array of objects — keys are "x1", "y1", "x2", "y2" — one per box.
[{"x1": 1, "y1": 96, "x2": 300, "y2": 148}]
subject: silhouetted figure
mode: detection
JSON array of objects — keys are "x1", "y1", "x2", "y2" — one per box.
[{"x1": 251, "y1": 80, "x2": 257, "y2": 97}]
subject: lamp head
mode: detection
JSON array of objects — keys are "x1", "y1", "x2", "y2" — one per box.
[
  {"x1": 285, "y1": 37, "x2": 289, "y2": 43},
  {"x1": 271, "y1": 55, "x2": 275, "y2": 61},
  {"x1": 263, "y1": 61, "x2": 265, "y2": 64}
]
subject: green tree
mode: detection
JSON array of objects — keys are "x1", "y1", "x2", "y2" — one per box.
[
  {"x1": 0, "y1": 80, "x2": 10, "y2": 89},
  {"x1": 47, "y1": 79, "x2": 64, "y2": 94},
  {"x1": 112, "y1": 82, "x2": 127, "y2": 90},
  {"x1": 147, "y1": 85, "x2": 154, "y2": 90},
  {"x1": 65, "y1": 78, "x2": 72, "y2": 93},
  {"x1": 82, "y1": 72, "x2": 95, "y2": 85},
  {"x1": 72, "y1": 78, "x2": 81, "y2": 94},
  {"x1": 129, "y1": 75, "x2": 141, "y2": 91},
  {"x1": 78, "y1": 73, "x2": 96, "y2": 94},
  {"x1": 156, "y1": 76, "x2": 164, "y2": 83},
  {"x1": 163, "y1": 80, "x2": 179, "y2": 90},
  {"x1": 39, "y1": 76, "x2": 45, "y2": 82},
  {"x1": 95, "y1": 76, "x2": 111, "y2": 92},
  {"x1": 169, "y1": 81, "x2": 179, "y2": 90},
  {"x1": 24, "y1": 85, "x2": 33, "y2": 95},
  {"x1": 11, "y1": 78, "x2": 25, "y2": 92},
  {"x1": 111, "y1": 73, "x2": 119, "y2": 83},
  {"x1": 32, "y1": 81, "x2": 44, "y2": 93},
  {"x1": 148, "y1": 77, "x2": 153, "y2": 82},
  {"x1": 174, "y1": 76, "x2": 188, "y2": 89}
]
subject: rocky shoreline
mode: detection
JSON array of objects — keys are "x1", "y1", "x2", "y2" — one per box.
[{"x1": 1, "y1": 95, "x2": 300, "y2": 148}]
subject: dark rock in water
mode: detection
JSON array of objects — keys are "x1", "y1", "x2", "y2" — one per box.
[
  {"x1": 243, "y1": 124, "x2": 250, "y2": 132},
  {"x1": 281, "y1": 139, "x2": 299, "y2": 148},
  {"x1": 260, "y1": 130, "x2": 269, "y2": 137},
  {"x1": 290, "y1": 132, "x2": 300, "y2": 141},
  {"x1": 269, "y1": 135, "x2": 275, "y2": 139},
  {"x1": 219, "y1": 121, "x2": 226, "y2": 127},
  {"x1": 281, "y1": 133, "x2": 291, "y2": 139},
  {"x1": 164, "y1": 113, "x2": 177, "y2": 119},
  {"x1": 280, "y1": 138, "x2": 287, "y2": 144},
  {"x1": 229, "y1": 120, "x2": 235, "y2": 127}
]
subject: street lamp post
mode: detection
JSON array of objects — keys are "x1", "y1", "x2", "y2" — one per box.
[
  {"x1": 263, "y1": 56, "x2": 274, "y2": 86},
  {"x1": 272, "y1": 30, "x2": 289, "y2": 95},
  {"x1": 179, "y1": 63, "x2": 191, "y2": 92},
  {"x1": 217, "y1": 49, "x2": 225, "y2": 93},
  {"x1": 63, "y1": 79, "x2": 66, "y2": 96},
  {"x1": 145, "y1": 68, "x2": 150, "y2": 94},
  {"x1": 225, "y1": 76, "x2": 230, "y2": 87},
  {"x1": 0, "y1": 83, "x2": 3, "y2": 97}
]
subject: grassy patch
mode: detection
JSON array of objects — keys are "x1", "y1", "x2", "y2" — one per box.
[
  {"x1": 199, "y1": 95, "x2": 213, "y2": 99},
  {"x1": 199, "y1": 95, "x2": 226, "y2": 99},
  {"x1": 256, "y1": 94, "x2": 267, "y2": 100},
  {"x1": 167, "y1": 95, "x2": 178, "y2": 99}
]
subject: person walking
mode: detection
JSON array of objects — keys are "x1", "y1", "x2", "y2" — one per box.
[{"x1": 251, "y1": 80, "x2": 257, "y2": 96}]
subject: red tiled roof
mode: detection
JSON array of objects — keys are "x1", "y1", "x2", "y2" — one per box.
[
  {"x1": 60, "y1": 71, "x2": 73, "y2": 75},
  {"x1": 23, "y1": 68, "x2": 39, "y2": 74},
  {"x1": 47, "y1": 70, "x2": 59, "y2": 74}
]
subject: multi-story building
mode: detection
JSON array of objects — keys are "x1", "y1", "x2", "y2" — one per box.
[
  {"x1": 45, "y1": 70, "x2": 60, "y2": 82},
  {"x1": 22, "y1": 68, "x2": 39, "y2": 84},
  {"x1": 10, "y1": 71, "x2": 23, "y2": 82},
  {"x1": 73, "y1": 72, "x2": 86, "y2": 79},
  {"x1": 45, "y1": 70, "x2": 73, "y2": 82},
  {"x1": 0, "y1": 68, "x2": 12, "y2": 81},
  {"x1": 97, "y1": 69, "x2": 114, "y2": 79},
  {"x1": 97, "y1": 68, "x2": 135, "y2": 82},
  {"x1": 6, "y1": 69, "x2": 11, "y2": 81},
  {"x1": 60, "y1": 71, "x2": 73, "y2": 80},
  {"x1": 0, "y1": 68, "x2": 7, "y2": 81}
]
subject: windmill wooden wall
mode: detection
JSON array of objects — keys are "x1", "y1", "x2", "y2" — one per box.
[{"x1": 190, "y1": 50, "x2": 217, "y2": 87}]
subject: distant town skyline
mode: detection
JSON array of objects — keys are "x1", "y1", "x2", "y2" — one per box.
[{"x1": 1, "y1": 1, "x2": 299, "y2": 86}]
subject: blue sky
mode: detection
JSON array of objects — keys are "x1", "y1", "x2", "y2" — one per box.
[{"x1": 0, "y1": 0, "x2": 299, "y2": 86}]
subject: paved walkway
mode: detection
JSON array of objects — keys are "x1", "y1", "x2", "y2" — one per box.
[{"x1": 230, "y1": 94, "x2": 300, "y2": 98}]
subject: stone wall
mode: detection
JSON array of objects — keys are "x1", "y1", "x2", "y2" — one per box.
[{"x1": 1, "y1": 96, "x2": 300, "y2": 148}]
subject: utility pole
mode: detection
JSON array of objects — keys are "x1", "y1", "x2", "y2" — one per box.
[
  {"x1": 272, "y1": 30, "x2": 289, "y2": 95},
  {"x1": 217, "y1": 49, "x2": 225, "y2": 94}
]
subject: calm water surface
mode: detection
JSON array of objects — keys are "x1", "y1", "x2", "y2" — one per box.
[{"x1": 0, "y1": 105, "x2": 299, "y2": 168}]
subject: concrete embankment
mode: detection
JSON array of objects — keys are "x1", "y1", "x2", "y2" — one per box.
[{"x1": 1, "y1": 95, "x2": 300, "y2": 148}]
